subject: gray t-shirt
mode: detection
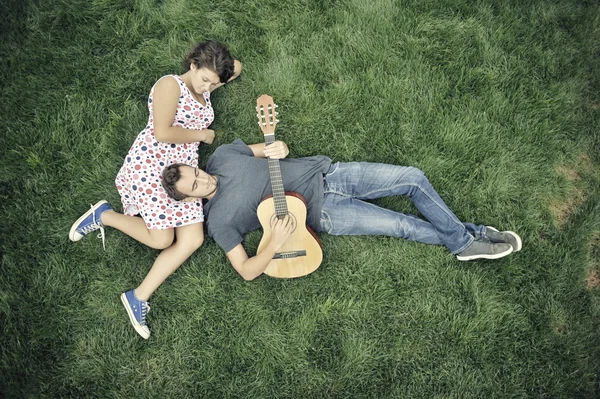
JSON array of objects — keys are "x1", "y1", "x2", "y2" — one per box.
[{"x1": 203, "y1": 139, "x2": 331, "y2": 253}]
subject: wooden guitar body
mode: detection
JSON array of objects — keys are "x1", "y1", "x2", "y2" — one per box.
[
  {"x1": 255, "y1": 94, "x2": 323, "y2": 278},
  {"x1": 257, "y1": 193, "x2": 323, "y2": 278}
]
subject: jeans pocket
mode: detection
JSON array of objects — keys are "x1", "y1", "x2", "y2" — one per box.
[
  {"x1": 325, "y1": 162, "x2": 340, "y2": 178},
  {"x1": 320, "y1": 210, "x2": 333, "y2": 234}
]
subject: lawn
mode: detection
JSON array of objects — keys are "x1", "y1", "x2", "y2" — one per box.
[{"x1": 1, "y1": 0, "x2": 599, "y2": 397}]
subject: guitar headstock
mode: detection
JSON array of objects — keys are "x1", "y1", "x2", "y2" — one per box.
[{"x1": 256, "y1": 94, "x2": 279, "y2": 136}]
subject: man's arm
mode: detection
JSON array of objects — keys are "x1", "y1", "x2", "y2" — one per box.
[
  {"x1": 247, "y1": 141, "x2": 289, "y2": 159},
  {"x1": 226, "y1": 216, "x2": 294, "y2": 281}
]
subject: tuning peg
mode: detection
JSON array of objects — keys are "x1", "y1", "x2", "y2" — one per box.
[
  {"x1": 274, "y1": 104, "x2": 278, "y2": 108},
  {"x1": 276, "y1": 119, "x2": 280, "y2": 123},
  {"x1": 257, "y1": 122, "x2": 261, "y2": 126}
]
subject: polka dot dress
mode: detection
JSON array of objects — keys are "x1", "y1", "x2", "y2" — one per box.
[{"x1": 115, "y1": 75, "x2": 213, "y2": 230}]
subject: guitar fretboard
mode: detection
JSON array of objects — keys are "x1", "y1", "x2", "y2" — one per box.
[{"x1": 265, "y1": 134, "x2": 288, "y2": 218}]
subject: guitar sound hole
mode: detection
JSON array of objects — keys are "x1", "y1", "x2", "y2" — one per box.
[{"x1": 269, "y1": 213, "x2": 298, "y2": 233}]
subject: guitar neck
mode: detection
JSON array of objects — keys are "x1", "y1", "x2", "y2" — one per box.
[{"x1": 264, "y1": 134, "x2": 288, "y2": 217}]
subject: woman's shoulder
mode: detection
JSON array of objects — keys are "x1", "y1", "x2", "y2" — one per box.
[{"x1": 152, "y1": 75, "x2": 182, "y2": 96}]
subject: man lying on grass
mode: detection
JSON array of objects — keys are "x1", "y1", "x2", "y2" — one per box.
[{"x1": 156, "y1": 138, "x2": 522, "y2": 281}]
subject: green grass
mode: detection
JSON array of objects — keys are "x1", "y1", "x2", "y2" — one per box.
[{"x1": 1, "y1": 0, "x2": 599, "y2": 397}]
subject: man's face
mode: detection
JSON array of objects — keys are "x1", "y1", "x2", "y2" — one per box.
[{"x1": 175, "y1": 165, "x2": 217, "y2": 199}]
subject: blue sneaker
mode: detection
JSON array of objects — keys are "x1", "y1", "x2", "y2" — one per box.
[
  {"x1": 120, "y1": 289, "x2": 151, "y2": 339},
  {"x1": 69, "y1": 200, "x2": 113, "y2": 250}
]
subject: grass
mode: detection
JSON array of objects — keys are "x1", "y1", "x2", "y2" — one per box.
[{"x1": 1, "y1": 0, "x2": 599, "y2": 397}]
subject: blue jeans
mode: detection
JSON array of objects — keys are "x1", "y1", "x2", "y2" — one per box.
[{"x1": 319, "y1": 162, "x2": 485, "y2": 254}]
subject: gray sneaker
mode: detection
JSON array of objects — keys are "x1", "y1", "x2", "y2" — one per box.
[
  {"x1": 486, "y1": 226, "x2": 522, "y2": 251},
  {"x1": 456, "y1": 239, "x2": 513, "y2": 261}
]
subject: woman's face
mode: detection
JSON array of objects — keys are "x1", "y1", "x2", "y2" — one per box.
[{"x1": 189, "y1": 64, "x2": 221, "y2": 95}]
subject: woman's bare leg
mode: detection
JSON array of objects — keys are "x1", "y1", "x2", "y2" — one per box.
[
  {"x1": 100, "y1": 210, "x2": 174, "y2": 249},
  {"x1": 134, "y1": 222, "x2": 204, "y2": 301}
]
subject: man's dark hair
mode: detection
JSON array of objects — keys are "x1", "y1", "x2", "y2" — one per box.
[
  {"x1": 161, "y1": 164, "x2": 187, "y2": 200},
  {"x1": 183, "y1": 40, "x2": 234, "y2": 83}
]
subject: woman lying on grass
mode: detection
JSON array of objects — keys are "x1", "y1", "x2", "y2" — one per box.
[{"x1": 69, "y1": 40, "x2": 242, "y2": 339}]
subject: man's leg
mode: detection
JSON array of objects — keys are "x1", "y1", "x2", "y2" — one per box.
[
  {"x1": 322, "y1": 162, "x2": 511, "y2": 257},
  {"x1": 320, "y1": 192, "x2": 446, "y2": 245}
]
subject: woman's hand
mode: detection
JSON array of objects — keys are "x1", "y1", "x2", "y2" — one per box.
[{"x1": 200, "y1": 129, "x2": 215, "y2": 144}]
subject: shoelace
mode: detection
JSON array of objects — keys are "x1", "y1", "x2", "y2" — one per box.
[
  {"x1": 78, "y1": 204, "x2": 106, "y2": 250},
  {"x1": 140, "y1": 302, "x2": 151, "y2": 326}
]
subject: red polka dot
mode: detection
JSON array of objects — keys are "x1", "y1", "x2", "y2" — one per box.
[
  {"x1": 176, "y1": 212, "x2": 182, "y2": 217},
  {"x1": 135, "y1": 165, "x2": 141, "y2": 170}
]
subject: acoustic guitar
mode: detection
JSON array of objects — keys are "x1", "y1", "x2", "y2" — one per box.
[{"x1": 255, "y1": 94, "x2": 323, "y2": 278}]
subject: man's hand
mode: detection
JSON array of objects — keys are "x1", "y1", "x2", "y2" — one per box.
[
  {"x1": 268, "y1": 215, "x2": 294, "y2": 252},
  {"x1": 226, "y1": 214, "x2": 295, "y2": 281},
  {"x1": 200, "y1": 129, "x2": 215, "y2": 144},
  {"x1": 264, "y1": 141, "x2": 289, "y2": 159}
]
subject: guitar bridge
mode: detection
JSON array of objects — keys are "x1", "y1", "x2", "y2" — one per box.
[{"x1": 273, "y1": 250, "x2": 307, "y2": 259}]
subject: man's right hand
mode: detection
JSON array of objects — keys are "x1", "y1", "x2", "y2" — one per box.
[
  {"x1": 226, "y1": 215, "x2": 295, "y2": 281},
  {"x1": 268, "y1": 215, "x2": 294, "y2": 251}
]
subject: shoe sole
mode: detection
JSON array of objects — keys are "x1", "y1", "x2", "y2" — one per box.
[
  {"x1": 487, "y1": 227, "x2": 522, "y2": 251},
  {"x1": 69, "y1": 200, "x2": 108, "y2": 241},
  {"x1": 120, "y1": 293, "x2": 150, "y2": 339},
  {"x1": 456, "y1": 245, "x2": 513, "y2": 261}
]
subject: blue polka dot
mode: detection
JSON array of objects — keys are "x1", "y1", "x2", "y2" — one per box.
[
  {"x1": 149, "y1": 98, "x2": 153, "y2": 103},
  {"x1": 159, "y1": 215, "x2": 166, "y2": 220},
  {"x1": 141, "y1": 178, "x2": 146, "y2": 182},
  {"x1": 136, "y1": 156, "x2": 140, "y2": 160},
  {"x1": 171, "y1": 144, "x2": 176, "y2": 148},
  {"x1": 127, "y1": 157, "x2": 131, "y2": 162},
  {"x1": 159, "y1": 162, "x2": 164, "y2": 166},
  {"x1": 141, "y1": 146, "x2": 147, "y2": 151},
  {"x1": 176, "y1": 222, "x2": 182, "y2": 226},
  {"x1": 152, "y1": 197, "x2": 157, "y2": 202},
  {"x1": 132, "y1": 185, "x2": 137, "y2": 190}
]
